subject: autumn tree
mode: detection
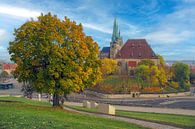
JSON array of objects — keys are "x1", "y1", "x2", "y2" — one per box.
[
  {"x1": 156, "y1": 55, "x2": 168, "y2": 87},
  {"x1": 9, "y1": 13, "x2": 101, "y2": 106},
  {"x1": 100, "y1": 58, "x2": 118, "y2": 76},
  {"x1": 135, "y1": 59, "x2": 167, "y2": 90},
  {"x1": 157, "y1": 55, "x2": 165, "y2": 66}
]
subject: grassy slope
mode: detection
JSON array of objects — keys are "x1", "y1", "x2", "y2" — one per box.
[
  {"x1": 0, "y1": 97, "x2": 147, "y2": 129},
  {"x1": 69, "y1": 106, "x2": 195, "y2": 129}
]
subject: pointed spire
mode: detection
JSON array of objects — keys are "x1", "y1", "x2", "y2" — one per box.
[{"x1": 112, "y1": 18, "x2": 119, "y2": 42}]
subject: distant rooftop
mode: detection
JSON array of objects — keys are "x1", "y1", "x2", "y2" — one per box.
[
  {"x1": 101, "y1": 47, "x2": 110, "y2": 53},
  {"x1": 166, "y1": 60, "x2": 195, "y2": 65}
]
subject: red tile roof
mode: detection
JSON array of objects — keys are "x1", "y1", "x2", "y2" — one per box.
[
  {"x1": 190, "y1": 66, "x2": 195, "y2": 73},
  {"x1": 115, "y1": 39, "x2": 158, "y2": 59},
  {"x1": 3, "y1": 64, "x2": 17, "y2": 70}
]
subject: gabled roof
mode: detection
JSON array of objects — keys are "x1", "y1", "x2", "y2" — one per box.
[
  {"x1": 115, "y1": 39, "x2": 158, "y2": 59},
  {"x1": 101, "y1": 47, "x2": 110, "y2": 53}
]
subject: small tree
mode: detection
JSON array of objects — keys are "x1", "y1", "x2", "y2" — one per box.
[
  {"x1": 100, "y1": 58, "x2": 118, "y2": 76},
  {"x1": 135, "y1": 65, "x2": 150, "y2": 89},
  {"x1": 9, "y1": 13, "x2": 101, "y2": 106},
  {"x1": 135, "y1": 59, "x2": 167, "y2": 90},
  {"x1": 171, "y1": 62, "x2": 190, "y2": 89}
]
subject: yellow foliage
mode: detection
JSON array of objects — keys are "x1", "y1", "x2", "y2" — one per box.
[
  {"x1": 8, "y1": 13, "x2": 102, "y2": 99},
  {"x1": 101, "y1": 58, "x2": 118, "y2": 76}
]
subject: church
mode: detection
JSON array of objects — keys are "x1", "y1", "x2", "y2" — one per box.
[{"x1": 100, "y1": 19, "x2": 159, "y2": 74}]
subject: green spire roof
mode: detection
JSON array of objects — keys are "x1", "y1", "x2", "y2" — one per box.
[{"x1": 112, "y1": 18, "x2": 120, "y2": 42}]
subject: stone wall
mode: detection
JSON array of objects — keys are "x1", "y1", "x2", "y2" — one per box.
[{"x1": 84, "y1": 90, "x2": 190, "y2": 99}]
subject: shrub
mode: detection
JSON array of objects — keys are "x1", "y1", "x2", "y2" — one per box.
[
  {"x1": 142, "y1": 87, "x2": 162, "y2": 93},
  {"x1": 169, "y1": 81, "x2": 179, "y2": 89}
]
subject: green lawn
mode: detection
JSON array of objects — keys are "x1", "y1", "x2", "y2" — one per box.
[
  {"x1": 69, "y1": 106, "x2": 195, "y2": 129},
  {"x1": 0, "y1": 97, "x2": 147, "y2": 129}
]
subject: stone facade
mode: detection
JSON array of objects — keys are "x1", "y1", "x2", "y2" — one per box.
[{"x1": 116, "y1": 58, "x2": 160, "y2": 75}]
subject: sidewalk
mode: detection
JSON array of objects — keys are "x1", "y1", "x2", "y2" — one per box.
[
  {"x1": 63, "y1": 106, "x2": 181, "y2": 129},
  {"x1": 64, "y1": 101, "x2": 195, "y2": 116}
]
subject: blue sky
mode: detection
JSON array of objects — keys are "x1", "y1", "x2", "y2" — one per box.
[{"x1": 0, "y1": 0, "x2": 195, "y2": 62}]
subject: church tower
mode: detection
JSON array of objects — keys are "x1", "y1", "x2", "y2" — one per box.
[{"x1": 110, "y1": 18, "x2": 123, "y2": 59}]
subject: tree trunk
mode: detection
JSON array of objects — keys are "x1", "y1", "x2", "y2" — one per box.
[{"x1": 53, "y1": 93, "x2": 60, "y2": 106}]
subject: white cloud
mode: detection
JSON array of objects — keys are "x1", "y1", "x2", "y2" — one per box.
[
  {"x1": 145, "y1": 29, "x2": 192, "y2": 44},
  {"x1": 0, "y1": 29, "x2": 7, "y2": 41},
  {"x1": 82, "y1": 23, "x2": 112, "y2": 34},
  {"x1": 143, "y1": 6, "x2": 195, "y2": 45},
  {"x1": 0, "y1": 5, "x2": 41, "y2": 19}
]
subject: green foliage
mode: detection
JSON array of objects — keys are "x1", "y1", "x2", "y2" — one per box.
[
  {"x1": 8, "y1": 13, "x2": 101, "y2": 106},
  {"x1": 169, "y1": 81, "x2": 179, "y2": 89},
  {"x1": 135, "y1": 65, "x2": 150, "y2": 88},
  {"x1": 171, "y1": 62, "x2": 190, "y2": 89},
  {"x1": 135, "y1": 60, "x2": 168, "y2": 89},
  {"x1": 138, "y1": 59, "x2": 155, "y2": 67}
]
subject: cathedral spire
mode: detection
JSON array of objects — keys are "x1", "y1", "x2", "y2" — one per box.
[{"x1": 112, "y1": 18, "x2": 119, "y2": 42}]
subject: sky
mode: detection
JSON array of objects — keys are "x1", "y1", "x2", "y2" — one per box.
[{"x1": 0, "y1": 0, "x2": 195, "y2": 62}]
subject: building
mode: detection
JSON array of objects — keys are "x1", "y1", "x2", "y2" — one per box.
[
  {"x1": 100, "y1": 19, "x2": 159, "y2": 74},
  {"x1": 100, "y1": 47, "x2": 110, "y2": 59},
  {"x1": 2, "y1": 63, "x2": 17, "y2": 74}
]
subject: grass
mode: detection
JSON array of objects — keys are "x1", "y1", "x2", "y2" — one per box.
[
  {"x1": 0, "y1": 96, "x2": 50, "y2": 107},
  {"x1": 69, "y1": 105, "x2": 195, "y2": 129},
  {"x1": 0, "y1": 97, "x2": 147, "y2": 129}
]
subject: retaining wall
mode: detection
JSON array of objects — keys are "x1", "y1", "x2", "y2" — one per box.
[{"x1": 84, "y1": 90, "x2": 191, "y2": 99}]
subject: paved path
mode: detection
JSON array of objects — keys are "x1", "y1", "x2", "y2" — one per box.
[
  {"x1": 64, "y1": 101, "x2": 195, "y2": 116},
  {"x1": 63, "y1": 106, "x2": 181, "y2": 129}
]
